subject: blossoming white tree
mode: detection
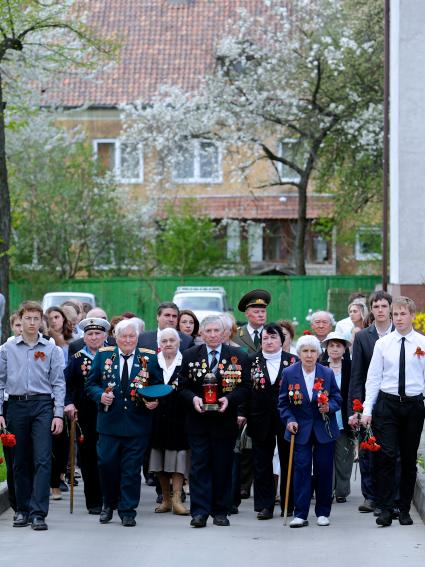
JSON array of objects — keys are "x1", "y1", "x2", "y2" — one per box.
[
  {"x1": 0, "y1": 0, "x2": 114, "y2": 339},
  {"x1": 122, "y1": 0, "x2": 383, "y2": 275}
]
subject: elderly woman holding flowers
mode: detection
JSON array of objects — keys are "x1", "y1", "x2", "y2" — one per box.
[{"x1": 278, "y1": 335, "x2": 342, "y2": 528}]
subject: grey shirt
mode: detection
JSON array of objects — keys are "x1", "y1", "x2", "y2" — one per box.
[{"x1": 0, "y1": 334, "x2": 65, "y2": 417}]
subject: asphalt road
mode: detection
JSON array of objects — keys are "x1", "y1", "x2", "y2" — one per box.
[{"x1": 0, "y1": 469, "x2": 424, "y2": 567}]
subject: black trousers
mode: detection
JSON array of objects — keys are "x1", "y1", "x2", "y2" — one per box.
[
  {"x1": 252, "y1": 426, "x2": 293, "y2": 513},
  {"x1": 372, "y1": 392, "x2": 425, "y2": 513},
  {"x1": 78, "y1": 419, "x2": 102, "y2": 510},
  {"x1": 2, "y1": 401, "x2": 17, "y2": 511},
  {"x1": 97, "y1": 432, "x2": 150, "y2": 518},
  {"x1": 188, "y1": 433, "x2": 235, "y2": 518},
  {"x1": 7, "y1": 396, "x2": 53, "y2": 518}
]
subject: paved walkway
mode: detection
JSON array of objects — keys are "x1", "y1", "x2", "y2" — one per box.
[{"x1": 1, "y1": 470, "x2": 424, "y2": 567}]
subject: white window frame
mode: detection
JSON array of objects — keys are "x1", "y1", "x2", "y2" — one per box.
[
  {"x1": 355, "y1": 227, "x2": 382, "y2": 261},
  {"x1": 172, "y1": 140, "x2": 222, "y2": 183},
  {"x1": 278, "y1": 139, "x2": 303, "y2": 183},
  {"x1": 93, "y1": 138, "x2": 144, "y2": 183}
]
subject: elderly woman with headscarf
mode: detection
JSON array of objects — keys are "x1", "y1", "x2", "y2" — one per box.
[
  {"x1": 278, "y1": 334, "x2": 342, "y2": 528},
  {"x1": 149, "y1": 327, "x2": 190, "y2": 515}
]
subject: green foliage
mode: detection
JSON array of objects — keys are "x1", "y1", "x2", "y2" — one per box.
[
  {"x1": 0, "y1": 445, "x2": 6, "y2": 482},
  {"x1": 8, "y1": 125, "x2": 146, "y2": 279},
  {"x1": 148, "y1": 201, "x2": 229, "y2": 276}
]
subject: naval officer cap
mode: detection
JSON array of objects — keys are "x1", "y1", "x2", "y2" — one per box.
[
  {"x1": 238, "y1": 289, "x2": 271, "y2": 312},
  {"x1": 80, "y1": 317, "x2": 110, "y2": 334}
]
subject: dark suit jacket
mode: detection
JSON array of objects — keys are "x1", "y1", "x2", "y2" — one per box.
[
  {"x1": 150, "y1": 362, "x2": 188, "y2": 451},
  {"x1": 247, "y1": 350, "x2": 298, "y2": 441},
  {"x1": 348, "y1": 323, "x2": 395, "y2": 416},
  {"x1": 178, "y1": 343, "x2": 250, "y2": 438},
  {"x1": 85, "y1": 346, "x2": 163, "y2": 437},
  {"x1": 65, "y1": 349, "x2": 102, "y2": 438},
  {"x1": 138, "y1": 330, "x2": 194, "y2": 352},
  {"x1": 278, "y1": 362, "x2": 342, "y2": 445},
  {"x1": 233, "y1": 325, "x2": 260, "y2": 354}
]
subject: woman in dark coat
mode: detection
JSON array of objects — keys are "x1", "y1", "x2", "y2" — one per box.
[
  {"x1": 149, "y1": 328, "x2": 190, "y2": 515},
  {"x1": 248, "y1": 323, "x2": 298, "y2": 520}
]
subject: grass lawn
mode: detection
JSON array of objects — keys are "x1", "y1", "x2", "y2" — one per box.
[{"x1": 0, "y1": 445, "x2": 6, "y2": 482}]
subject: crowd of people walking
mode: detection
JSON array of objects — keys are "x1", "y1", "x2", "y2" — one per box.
[{"x1": 0, "y1": 288, "x2": 424, "y2": 531}]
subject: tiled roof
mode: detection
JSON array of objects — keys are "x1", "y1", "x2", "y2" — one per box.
[
  {"x1": 162, "y1": 193, "x2": 335, "y2": 220},
  {"x1": 49, "y1": 0, "x2": 269, "y2": 107}
]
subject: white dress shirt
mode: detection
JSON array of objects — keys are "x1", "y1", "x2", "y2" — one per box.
[
  {"x1": 206, "y1": 345, "x2": 222, "y2": 367},
  {"x1": 118, "y1": 350, "x2": 135, "y2": 378},
  {"x1": 302, "y1": 368, "x2": 316, "y2": 401},
  {"x1": 363, "y1": 329, "x2": 425, "y2": 416},
  {"x1": 246, "y1": 324, "x2": 263, "y2": 344}
]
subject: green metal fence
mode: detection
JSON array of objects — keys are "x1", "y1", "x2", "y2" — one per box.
[{"x1": 10, "y1": 275, "x2": 381, "y2": 334}]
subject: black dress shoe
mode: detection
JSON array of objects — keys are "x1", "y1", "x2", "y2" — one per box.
[
  {"x1": 60, "y1": 480, "x2": 69, "y2": 492},
  {"x1": 399, "y1": 511, "x2": 413, "y2": 525},
  {"x1": 145, "y1": 475, "x2": 156, "y2": 487},
  {"x1": 240, "y1": 490, "x2": 250, "y2": 499},
  {"x1": 376, "y1": 510, "x2": 392, "y2": 527},
  {"x1": 257, "y1": 508, "x2": 273, "y2": 520},
  {"x1": 99, "y1": 507, "x2": 113, "y2": 524},
  {"x1": 88, "y1": 507, "x2": 102, "y2": 515},
  {"x1": 122, "y1": 516, "x2": 136, "y2": 527},
  {"x1": 190, "y1": 515, "x2": 207, "y2": 528},
  {"x1": 336, "y1": 496, "x2": 347, "y2": 503},
  {"x1": 213, "y1": 515, "x2": 230, "y2": 526},
  {"x1": 230, "y1": 505, "x2": 239, "y2": 515},
  {"x1": 13, "y1": 512, "x2": 29, "y2": 528},
  {"x1": 31, "y1": 516, "x2": 48, "y2": 531},
  {"x1": 392, "y1": 507, "x2": 400, "y2": 520}
]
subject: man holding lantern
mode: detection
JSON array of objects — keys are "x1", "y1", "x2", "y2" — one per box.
[{"x1": 178, "y1": 316, "x2": 250, "y2": 528}]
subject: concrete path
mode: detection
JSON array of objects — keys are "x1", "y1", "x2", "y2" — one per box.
[{"x1": 1, "y1": 470, "x2": 424, "y2": 567}]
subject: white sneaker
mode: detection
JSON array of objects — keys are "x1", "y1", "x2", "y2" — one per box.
[
  {"x1": 317, "y1": 516, "x2": 330, "y2": 526},
  {"x1": 289, "y1": 517, "x2": 308, "y2": 528}
]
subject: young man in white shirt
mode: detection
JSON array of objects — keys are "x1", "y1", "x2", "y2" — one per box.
[{"x1": 361, "y1": 296, "x2": 425, "y2": 527}]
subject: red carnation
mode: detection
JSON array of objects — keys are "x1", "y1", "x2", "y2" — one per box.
[
  {"x1": 317, "y1": 393, "x2": 329, "y2": 405},
  {"x1": 303, "y1": 330, "x2": 312, "y2": 335},
  {"x1": 1, "y1": 432, "x2": 16, "y2": 447},
  {"x1": 78, "y1": 435, "x2": 85, "y2": 445},
  {"x1": 352, "y1": 399, "x2": 363, "y2": 413}
]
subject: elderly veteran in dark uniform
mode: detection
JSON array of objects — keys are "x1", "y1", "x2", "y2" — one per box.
[
  {"x1": 64, "y1": 316, "x2": 111, "y2": 514},
  {"x1": 178, "y1": 315, "x2": 250, "y2": 528},
  {"x1": 233, "y1": 289, "x2": 271, "y2": 501},
  {"x1": 85, "y1": 318, "x2": 163, "y2": 527},
  {"x1": 234, "y1": 289, "x2": 271, "y2": 354},
  {"x1": 247, "y1": 323, "x2": 298, "y2": 520},
  {"x1": 0, "y1": 300, "x2": 65, "y2": 531}
]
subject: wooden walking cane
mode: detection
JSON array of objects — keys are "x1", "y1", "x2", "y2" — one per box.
[
  {"x1": 69, "y1": 416, "x2": 77, "y2": 514},
  {"x1": 283, "y1": 433, "x2": 295, "y2": 525}
]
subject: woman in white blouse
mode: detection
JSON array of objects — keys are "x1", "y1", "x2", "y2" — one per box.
[{"x1": 149, "y1": 328, "x2": 190, "y2": 515}]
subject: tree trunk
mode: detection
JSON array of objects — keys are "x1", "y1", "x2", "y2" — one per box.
[
  {"x1": 0, "y1": 73, "x2": 10, "y2": 342},
  {"x1": 294, "y1": 180, "x2": 308, "y2": 275}
]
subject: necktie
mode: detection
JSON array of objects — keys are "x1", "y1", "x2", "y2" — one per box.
[
  {"x1": 398, "y1": 337, "x2": 406, "y2": 397},
  {"x1": 121, "y1": 354, "x2": 131, "y2": 392},
  {"x1": 210, "y1": 350, "x2": 218, "y2": 373},
  {"x1": 254, "y1": 330, "x2": 260, "y2": 349}
]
